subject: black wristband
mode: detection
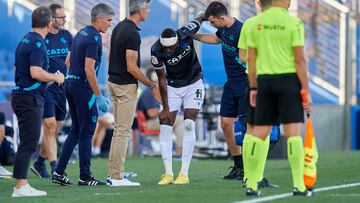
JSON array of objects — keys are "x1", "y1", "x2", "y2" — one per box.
[{"x1": 249, "y1": 87, "x2": 257, "y2": 91}]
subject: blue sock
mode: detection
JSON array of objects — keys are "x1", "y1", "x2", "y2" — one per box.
[
  {"x1": 35, "y1": 155, "x2": 46, "y2": 165},
  {"x1": 50, "y1": 160, "x2": 58, "y2": 171}
]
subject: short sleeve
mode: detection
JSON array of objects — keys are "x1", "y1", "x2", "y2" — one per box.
[
  {"x1": 66, "y1": 31, "x2": 73, "y2": 49},
  {"x1": 29, "y1": 42, "x2": 45, "y2": 68},
  {"x1": 150, "y1": 45, "x2": 164, "y2": 68},
  {"x1": 291, "y1": 19, "x2": 305, "y2": 47},
  {"x1": 126, "y1": 33, "x2": 140, "y2": 51},
  {"x1": 0, "y1": 112, "x2": 5, "y2": 125},
  {"x1": 238, "y1": 21, "x2": 249, "y2": 50},
  {"x1": 178, "y1": 20, "x2": 201, "y2": 39},
  {"x1": 85, "y1": 35, "x2": 101, "y2": 60},
  {"x1": 247, "y1": 23, "x2": 256, "y2": 48}
]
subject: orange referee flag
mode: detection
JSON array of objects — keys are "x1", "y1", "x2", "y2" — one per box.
[{"x1": 301, "y1": 89, "x2": 319, "y2": 188}]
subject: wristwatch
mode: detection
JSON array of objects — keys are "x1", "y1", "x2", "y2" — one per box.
[{"x1": 150, "y1": 83, "x2": 157, "y2": 90}]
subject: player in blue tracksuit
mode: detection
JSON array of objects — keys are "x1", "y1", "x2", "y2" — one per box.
[
  {"x1": 51, "y1": 3, "x2": 114, "y2": 186},
  {"x1": 11, "y1": 6, "x2": 64, "y2": 197},
  {"x1": 31, "y1": 4, "x2": 73, "y2": 178}
]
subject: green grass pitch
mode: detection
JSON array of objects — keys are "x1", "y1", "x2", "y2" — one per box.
[{"x1": 1, "y1": 151, "x2": 359, "y2": 203}]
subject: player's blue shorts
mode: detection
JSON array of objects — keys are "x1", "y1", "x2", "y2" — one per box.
[
  {"x1": 220, "y1": 79, "x2": 248, "y2": 118},
  {"x1": 43, "y1": 90, "x2": 67, "y2": 121}
]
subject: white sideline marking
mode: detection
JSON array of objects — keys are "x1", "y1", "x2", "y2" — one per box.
[{"x1": 234, "y1": 182, "x2": 360, "y2": 203}]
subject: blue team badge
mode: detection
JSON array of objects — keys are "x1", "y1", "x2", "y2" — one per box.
[
  {"x1": 229, "y1": 34, "x2": 234, "y2": 41},
  {"x1": 36, "y1": 41, "x2": 42, "y2": 48},
  {"x1": 45, "y1": 39, "x2": 49, "y2": 44},
  {"x1": 94, "y1": 36, "x2": 99, "y2": 42},
  {"x1": 60, "y1": 37, "x2": 67, "y2": 44}
]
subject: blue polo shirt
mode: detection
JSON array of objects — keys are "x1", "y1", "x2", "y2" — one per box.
[
  {"x1": 216, "y1": 18, "x2": 246, "y2": 82},
  {"x1": 12, "y1": 32, "x2": 48, "y2": 100},
  {"x1": 45, "y1": 29, "x2": 73, "y2": 93},
  {"x1": 68, "y1": 25, "x2": 102, "y2": 81}
]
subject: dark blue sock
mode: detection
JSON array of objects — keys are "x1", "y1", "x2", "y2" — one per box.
[
  {"x1": 35, "y1": 155, "x2": 46, "y2": 165},
  {"x1": 50, "y1": 160, "x2": 58, "y2": 171}
]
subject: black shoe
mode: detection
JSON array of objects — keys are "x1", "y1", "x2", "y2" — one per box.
[
  {"x1": 52, "y1": 171, "x2": 74, "y2": 186},
  {"x1": 293, "y1": 188, "x2": 313, "y2": 197},
  {"x1": 78, "y1": 176, "x2": 106, "y2": 186},
  {"x1": 258, "y1": 178, "x2": 279, "y2": 188},
  {"x1": 223, "y1": 166, "x2": 244, "y2": 180},
  {"x1": 246, "y1": 188, "x2": 261, "y2": 196}
]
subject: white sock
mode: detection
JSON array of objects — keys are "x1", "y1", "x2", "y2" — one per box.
[
  {"x1": 181, "y1": 119, "x2": 196, "y2": 176},
  {"x1": 92, "y1": 147, "x2": 100, "y2": 156},
  {"x1": 159, "y1": 124, "x2": 173, "y2": 175}
]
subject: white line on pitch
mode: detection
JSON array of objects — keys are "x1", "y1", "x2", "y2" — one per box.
[{"x1": 234, "y1": 182, "x2": 360, "y2": 203}]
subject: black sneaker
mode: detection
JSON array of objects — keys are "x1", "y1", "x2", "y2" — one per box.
[
  {"x1": 223, "y1": 166, "x2": 244, "y2": 180},
  {"x1": 78, "y1": 176, "x2": 106, "y2": 186},
  {"x1": 246, "y1": 188, "x2": 261, "y2": 196},
  {"x1": 52, "y1": 171, "x2": 74, "y2": 186},
  {"x1": 258, "y1": 178, "x2": 279, "y2": 188},
  {"x1": 293, "y1": 188, "x2": 313, "y2": 197}
]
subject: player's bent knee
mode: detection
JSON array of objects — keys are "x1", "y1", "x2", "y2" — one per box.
[{"x1": 221, "y1": 119, "x2": 233, "y2": 129}]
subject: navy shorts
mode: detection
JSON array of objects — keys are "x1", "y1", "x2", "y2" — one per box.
[
  {"x1": 220, "y1": 79, "x2": 248, "y2": 118},
  {"x1": 43, "y1": 90, "x2": 67, "y2": 121}
]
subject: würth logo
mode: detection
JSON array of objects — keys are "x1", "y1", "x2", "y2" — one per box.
[{"x1": 257, "y1": 24, "x2": 262, "y2": 31}]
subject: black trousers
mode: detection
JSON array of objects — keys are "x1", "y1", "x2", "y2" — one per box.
[{"x1": 11, "y1": 94, "x2": 43, "y2": 179}]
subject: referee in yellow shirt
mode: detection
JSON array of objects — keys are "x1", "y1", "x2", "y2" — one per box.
[
  {"x1": 246, "y1": 0, "x2": 312, "y2": 196},
  {"x1": 238, "y1": 0, "x2": 278, "y2": 189}
]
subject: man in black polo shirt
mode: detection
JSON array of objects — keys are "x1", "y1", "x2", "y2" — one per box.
[{"x1": 107, "y1": 0, "x2": 160, "y2": 187}]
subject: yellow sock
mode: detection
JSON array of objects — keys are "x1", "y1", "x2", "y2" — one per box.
[
  {"x1": 257, "y1": 135, "x2": 270, "y2": 182},
  {"x1": 287, "y1": 136, "x2": 306, "y2": 192},
  {"x1": 246, "y1": 135, "x2": 266, "y2": 191},
  {"x1": 242, "y1": 133, "x2": 251, "y2": 181}
]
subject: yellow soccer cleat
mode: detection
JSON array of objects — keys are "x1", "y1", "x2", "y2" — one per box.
[
  {"x1": 158, "y1": 174, "x2": 174, "y2": 185},
  {"x1": 174, "y1": 172, "x2": 189, "y2": 185}
]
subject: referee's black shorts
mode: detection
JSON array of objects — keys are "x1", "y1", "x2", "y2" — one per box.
[{"x1": 254, "y1": 73, "x2": 304, "y2": 125}]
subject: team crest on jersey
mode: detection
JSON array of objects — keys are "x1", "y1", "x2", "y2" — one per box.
[
  {"x1": 94, "y1": 36, "x2": 99, "y2": 42},
  {"x1": 229, "y1": 34, "x2": 234, "y2": 41},
  {"x1": 151, "y1": 55, "x2": 159, "y2": 65},
  {"x1": 45, "y1": 39, "x2": 49, "y2": 44},
  {"x1": 60, "y1": 37, "x2": 67, "y2": 44}
]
